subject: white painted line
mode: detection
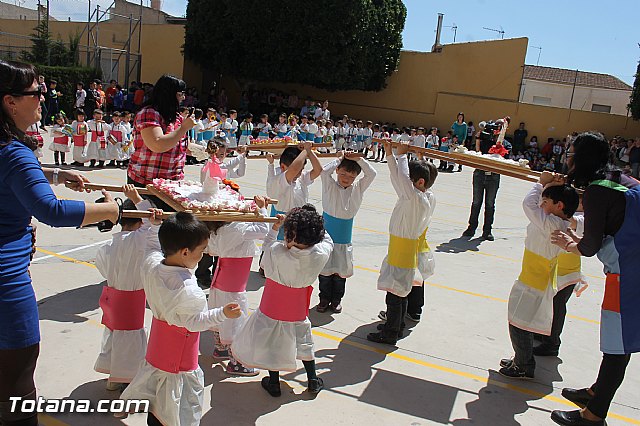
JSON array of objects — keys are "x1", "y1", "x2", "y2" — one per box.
[{"x1": 32, "y1": 239, "x2": 111, "y2": 263}]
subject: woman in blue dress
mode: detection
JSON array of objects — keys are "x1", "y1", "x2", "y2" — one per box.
[{"x1": 0, "y1": 60, "x2": 120, "y2": 426}]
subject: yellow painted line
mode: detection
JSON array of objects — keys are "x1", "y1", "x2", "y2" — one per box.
[
  {"x1": 353, "y1": 265, "x2": 600, "y2": 324},
  {"x1": 40, "y1": 414, "x2": 69, "y2": 426},
  {"x1": 34, "y1": 248, "x2": 634, "y2": 424},
  {"x1": 311, "y1": 330, "x2": 640, "y2": 425},
  {"x1": 35, "y1": 248, "x2": 95, "y2": 268}
]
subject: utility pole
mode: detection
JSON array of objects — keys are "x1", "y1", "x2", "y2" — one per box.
[
  {"x1": 444, "y1": 24, "x2": 458, "y2": 43},
  {"x1": 530, "y1": 46, "x2": 542, "y2": 66}
]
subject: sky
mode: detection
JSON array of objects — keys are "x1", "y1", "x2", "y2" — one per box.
[{"x1": 19, "y1": 0, "x2": 639, "y2": 85}]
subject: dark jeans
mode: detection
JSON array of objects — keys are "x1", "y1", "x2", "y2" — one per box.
[
  {"x1": 382, "y1": 292, "x2": 407, "y2": 338},
  {"x1": 587, "y1": 353, "x2": 632, "y2": 419},
  {"x1": 0, "y1": 344, "x2": 39, "y2": 425},
  {"x1": 147, "y1": 412, "x2": 163, "y2": 426},
  {"x1": 195, "y1": 254, "x2": 216, "y2": 285},
  {"x1": 508, "y1": 324, "x2": 535, "y2": 375},
  {"x1": 39, "y1": 102, "x2": 47, "y2": 128},
  {"x1": 468, "y1": 169, "x2": 500, "y2": 234},
  {"x1": 318, "y1": 274, "x2": 346, "y2": 303},
  {"x1": 539, "y1": 284, "x2": 575, "y2": 349},
  {"x1": 407, "y1": 283, "x2": 424, "y2": 316}
]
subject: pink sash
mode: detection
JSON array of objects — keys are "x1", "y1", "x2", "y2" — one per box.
[
  {"x1": 145, "y1": 317, "x2": 200, "y2": 373},
  {"x1": 259, "y1": 279, "x2": 312, "y2": 322},
  {"x1": 211, "y1": 257, "x2": 253, "y2": 293},
  {"x1": 53, "y1": 136, "x2": 69, "y2": 145},
  {"x1": 92, "y1": 130, "x2": 106, "y2": 149},
  {"x1": 110, "y1": 130, "x2": 123, "y2": 143},
  {"x1": 26, "y1": 131, "x2": 43, "y2": 147},
  {"x1": 99, "y1": 287, "x2": 146, "y2": 331}
]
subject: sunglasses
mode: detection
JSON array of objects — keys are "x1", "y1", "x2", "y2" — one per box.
[{"x1": 12, "y1": 87, "x2": 43, "y2": 98}]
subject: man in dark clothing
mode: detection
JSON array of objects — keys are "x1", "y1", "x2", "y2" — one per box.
[
  {"x1": 513, "y1": 122, "x2": 528, "y2": 154},
  {"x1": 84, "y1": 80, "x2": 100, "y2": 118},
  {"x1": 463, "y1": 121, "x2": 503, "y2": 241}
]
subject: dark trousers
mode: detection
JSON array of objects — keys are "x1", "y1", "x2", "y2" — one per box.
[
  {"x1": 382, "y1": 292, "x2": 407, "y2": 338},
  {"x1": 468, "y1": 170, "x2": 500, "y2": 234},
  {"x1": 407, "y1": 283, "x2": 424, "y2": 316},
  {"x1": 195, "y1": 254, "x2": 217, "y2": 285},
  {"x1": 318, "y1": 274, "x2": 346, "y2": 303},
  {"x1": 539, "y1": 284, "x2": 575, "y2": 349},
  {"x1": 587, "y1": 353, "x2": 632, "y2": 419},
  {"x1": 39, "y1": 102, "x2": 47, "y2": 128},
  {"x1": 508, "y1": 324, "x2": 535, "y2": 375},
  {"x1": 0, "y1": 344, "x2": 39, "y2": 426},
  {"x1": 147, "y1": 412, "x2": 163, "y2": 426}
]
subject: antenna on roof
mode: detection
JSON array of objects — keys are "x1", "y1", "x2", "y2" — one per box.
[
  {"x1": 444, "y1": 23, "x2": 458, "y2": 43},
  {"x1": 530, "y1": 46, "x2": 542, "y2": 66},
  {"x1": 483, "y1": 27, "x2": 505, "y2": 39}
]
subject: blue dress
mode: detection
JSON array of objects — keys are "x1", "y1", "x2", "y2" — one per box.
[{"x1": 0, "y1": 140, "x2": 85, "y2": 350}]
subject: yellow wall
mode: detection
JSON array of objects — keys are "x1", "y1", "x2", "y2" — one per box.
[{"x1": 0, "y1": 18, "x2": 184, "y2": 84}]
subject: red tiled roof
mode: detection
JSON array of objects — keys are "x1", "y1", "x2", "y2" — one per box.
[{"x1": 523, "y1": 65, "x2": 632, "y2": 91}]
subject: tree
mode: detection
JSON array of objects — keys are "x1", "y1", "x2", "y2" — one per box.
[
  {"x1": 630, "y1": 59, "x2": 640, "y2": 120},
  {"x1": 184, "y1": 0, "x2": 406, "y2": 91},
  {"x1": 20, "y1": 21, "x2": 82, "y2": 67}
]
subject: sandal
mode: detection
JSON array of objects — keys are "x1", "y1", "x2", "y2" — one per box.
[{"x1": 226, "y1": 362, "x2": 259, "y2": 376}]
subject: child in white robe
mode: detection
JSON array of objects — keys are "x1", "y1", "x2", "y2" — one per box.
[
  {"x1": 232, "y1": 205, "x2": 333, "y2": 396},
  {"x1": 317, "y1": 152, "x2": 376, "y2": 313},
  {"x1": 70, "y1": 109, "x2": 88, "y2": 165},
  {"x1": 206, "y1": 196, "x2": 270, "y2": 376},
  {"x1": 94, "y1": 185, "x2": 156, "y2": 390},
  {"x1": 86, "y1": 109, "x2": 110, "y2": 168},
  {"x1": 199, "y1": 138, "x2": 247, "y2": 183},
  {"x1": 25, "y1": 123, "x2": 43, "y2": 161},
  {"x1": 499, "y1": 174, "x2": 579, "y2": 379},
  {"x1": 367, "y1": 141, "x2": 437, "y2": 345},
  {"x1": 49, "y1": 113, "x2": 70, "y2": 165},
  {"x1": 120, "y1": 212, "x2": 241, "y2": 426}
]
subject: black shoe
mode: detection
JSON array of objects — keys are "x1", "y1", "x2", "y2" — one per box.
[
  {"x1": 405, "y1": 312, "x2": 421, "y2": 322},
  {"x1": 481, "y1": 233, "x2": 495, "y2": 241},
  {"x1": 316, "y1": 300, "x2": 329, "y2": 313},
  {"x1": 500, "y1": 358, "x2": 514, "y2": 368},
  {"x1": 533, "y1": 344, "x2": 559, "y2": 357},
  {"x1": 561, "y1": 388, "x2": 593, "y2": 408},
  {"x1": 376, "y1": 323, "x2": 404, "y2": 338},
  {"x1": 551, "y1": 410, "x2": 605, "y2": 426},
  {"x1": 197, "y1": 279, "x2": 210, "y2": 290},
  {"x1": 378, "y1": 310, "x2": 387, "y2": 321},
  {"x1": 498, "y1": 363, "x2": 534, "y2": 380},
  {"x1": 366, "y1": 331, "x2": 397, "y2": 345},
  {"x1": 261, "y1": 377, "x2": 282, "y2": 397},
  {"x1": 307, "y1": 378, "x2": 324, "y2": 394},
  {"x1": 462, "y1": 228, "x2": 475, "y2": 237}
]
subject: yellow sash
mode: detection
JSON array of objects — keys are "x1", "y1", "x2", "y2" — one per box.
[
  {"x1": 388, "y1": 235, "x2": 419, "y2": 269},
  {"x1": 557, "y1": 252, "x2": 581, "y2": 278},
  {"x1": 518, "y1": 249, "x2": 557, "y2": 291},
  {"x1": 418, "y1": 228, "x2": 430, "y2": 253}
]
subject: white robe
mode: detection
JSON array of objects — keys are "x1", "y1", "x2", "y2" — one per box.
[
  {"x1": 85, "y1": 120, "x2": 110, "y2": 161},
  {"x1": 377, "y1": 154, "x2": 436, "y2": 297},
  {"x1": 121, "y1": 249, "x2": 229, "y2": 426},
  {"x1": 232, "y1": 230, "x2": 333, "y2": 372},
  {"x1": 266, "y1": 167, "x2": 313, "y2": 214},
  {"x1": 206, "y1": 216, "x2": 269, "y2": 344},
  {"x1": 320, "y1": 157, "x2": 376, "y2": 277},
  {"x1": 507, "y1": 183, "x2": 569, "y2": 335},
  {"x1": 94, "y1": 200, "x2": 155, "y2": 383}
]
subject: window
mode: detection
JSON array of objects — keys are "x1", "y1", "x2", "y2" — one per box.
[
  {"x1": 532, "y1": 96, "x2": 552, "y2": 106},
  {"x1": 591, "y1": 104, "x2": 612, "y2": 113}
]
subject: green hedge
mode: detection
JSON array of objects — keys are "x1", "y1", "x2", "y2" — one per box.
[{"x1": 36, "y1": 65, "x2": 102, "y2": 119}]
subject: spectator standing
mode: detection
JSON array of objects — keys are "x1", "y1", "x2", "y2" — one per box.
[
  {"x1": 44, "y1": 80, "x2": 61, "y2": 125},
  {"x1": 513, "y1": 122, "x2": 528, "y2": 154},
  {"x1": 629, "y1": 137, "x2": 640, "y2": 178},
  {"x1": 105, "y1": 79, "x2": 118, "y2": 113},
  {"x1": 74, "y1": 82, "x2": 86, "y2": 110}
]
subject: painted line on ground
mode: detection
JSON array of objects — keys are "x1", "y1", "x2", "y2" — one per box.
[
  {"x1": 34, "y1": 248, "x2": 96, "y2": 268},
  {"x1": 33, "y1": 248, "x2": 634, "y2": 424},
  {"x1": 32, "y1": 240, "x2": 109, "y2": 263}
]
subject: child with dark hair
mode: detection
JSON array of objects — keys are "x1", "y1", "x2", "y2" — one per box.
[
  {"x1": 71, "y1": 109, "x2": 88, "y2": 166},
  {"x1": 368, "y1": 142, "x2": 438, "y2": 345},
  {"x1": 232, "y1": 205, "x2": 333, "y2": 396},
  {"x1": 206, "y1": 196, "x2": 270, "y2": 376},
  {"x1": 49, "y1": 112, "x2": 70, "y2": 165},
  {"x1": 120, "y1": 211, "x2": 241, "y2": 426},
  {"x1": 238, "y1": 113, "x2": 253, "y2": 146},
  {"x1": 265, "y1": 141, "x2": 322, "y2": 240},
  {"x1": 200, "y1": 136, "x2": 247, "y2": 183},
  {"x1": 499, "y1": 172, "x2": 579, "y2": 380},
  {"x1": 317, "y1": 152, "x2": 377, "y2": 313},
  {"x1": 86, "y1": 109, "x2": 110, "y2": 168},
  {"x1": 94, "y1": 185, "x2": 158, "y2": 391}
]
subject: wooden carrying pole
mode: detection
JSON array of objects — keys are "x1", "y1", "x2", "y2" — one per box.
[
  {"x1": 382, "y1": 140, "x2": 541, "y2": 183},
  {"x1": 246, "y1": 143, "x2": 333, "y2": 151},
  {"x1": 121, "y1": 210, "x2": 280, "y2": 223}
]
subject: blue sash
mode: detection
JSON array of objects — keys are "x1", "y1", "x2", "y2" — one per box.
[
  {"x1": 241, "y1": 130, "x2": 251, "y2": 136},
  {"x1": 196, "y1": 132, "x2": 205, "y2": 142},
  {"x1": 202, "y1": 130, "x2": 215, "y2": 141},
  {"x1": 277, "y1": 132, "x2": 285, "y2": 138},
  {"x1": 270, "y1": 205, "x2": 286, "y2": 240},
  {"x1": 258, "y1": 132, "x2": 269, "y2": 138},
  {"x1": 322, "y1": 212, "x2": 354, "y2": 244},
  {"x1": 314, "y1": 137, "x2": 323, "y2": 144}
]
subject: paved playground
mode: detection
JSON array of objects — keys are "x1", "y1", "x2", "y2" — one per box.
[{"x1": 31, "y1": 137, "x2": 639, "y2": 426}]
